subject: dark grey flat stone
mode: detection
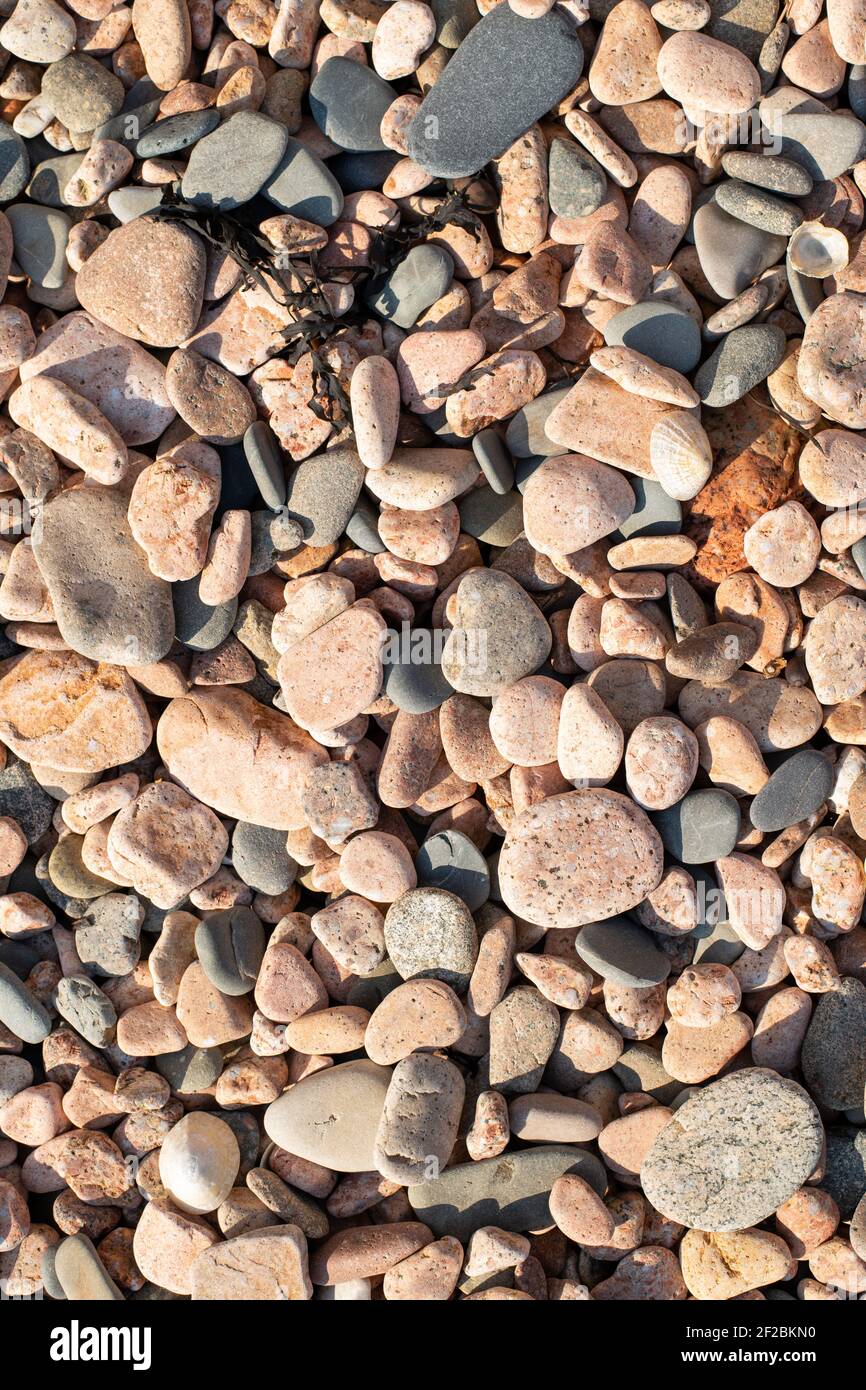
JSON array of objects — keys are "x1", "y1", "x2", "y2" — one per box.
[
  {"x1": 182, "y1": 111, "x2": 288, "y2": 211},
  {"x1": 653, "y1": 789, "x2": 740, "y2": 864},
  {"x1": 802, "y1": 977, "x2": 866, "y2": 1111},
  {"x1": 262, "y1": 137, "x2": 344, "y2": 225},
  {"x1": 195, "y1": 907, "x2": 265, "y2": 997},
  {"x1": 749, "y1": 749, "x2": 833, "y2": 832},
  {"x1": 505, "y1": 385, "x2": 573, "y2": 458},
  {"x1": 0, "y1": 757, "x2": 54, "y2": 844},
  {"x1": 575, "y1": 915, "x2": 671, "y2": 988},
  {"x1": 0, "y1": 120, "x2": 29, "y2": 201},
  {"x1": 174, "y1": 580, "x2": 238, "y2": 651},
  {"x1": 6, "y1": 202, "x2": 69, "y2": 288},
  {"x1": 408, "y1": 4, "x2": 584, "y2": 178},
  {"x1": 720, "y1": 151, "x2": 813, "y2": 196},
  {"x1": 284, "y1": 446, "x2": 365, "y2": 546},
  {"x1": 0, "y1": 959, "x2": 51, "y2": 1044},
  {"x1": 548, "y1": 136, "x2": 606, "y2": 219},
  {"x1": 617, "y1": 476, "x2": 682, "y2": 539},
  {"x1": 310, "y1": 58, "x2": 394, "y2": 153},
  {"x1": 472, "y1": 429, "x2": 514, "y2": 494},
  {"x1": 458, "y1": 486, "x2": 523, "y2": 546},
  {"x1": 232, "y1": 822, "x2": 297, "y2": 896},
  {"x1": 383, "y1": 646, "x2": 453, "y2": 712},
  {"x1": 135, "y1": 107, "x2": 220, "y2": 159},
  {"x1": 693, "y1": 199, "x2": 787, "y2": 301},
  {"x1": 603, "y1": 301, "x2": 702, "y2": 373},
  {"x1": 714, "y1": 178, "x2": 803, "y2": 236},
  {"x1": 409, "y1": 1145, "x2": 606, "y2": 1241}
]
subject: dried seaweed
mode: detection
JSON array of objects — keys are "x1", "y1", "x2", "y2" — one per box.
[{"x1": 150, "y1": 181, "x2": 487, "y2": 425}]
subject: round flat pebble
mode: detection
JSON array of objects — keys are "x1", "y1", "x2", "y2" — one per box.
[
  {"x1": 652, "y1": 788, "x2": 740, "y2": 864},
  {"x1": 749, "y1": 751, "x2": 833, "y2": 833},
  {"x1": 575, "y1": 916, "x2": 671, "y2": 988},
  {"x1": 641, "y1": 1069, "x2": 825, "y2": 1231}
]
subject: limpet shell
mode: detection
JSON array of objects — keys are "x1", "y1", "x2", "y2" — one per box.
[{"x1": 787, "y1": 222, "x2": 849, "y2": 279}]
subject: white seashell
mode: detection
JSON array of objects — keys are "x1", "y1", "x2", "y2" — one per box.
[
  {"x1": 650, "y1": 411, "x2": 713, "y2": 501},
  {"x1": 787, "y1": 221, "x2": 849, "y2": 279}
]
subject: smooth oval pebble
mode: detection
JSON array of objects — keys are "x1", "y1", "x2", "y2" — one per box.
[
  {"x1": 641, "y1": 1069, "x2": 825, "y2": 1231},
  {"x1": 749, "y1": 750, "x2": 833, "y2": 833},
  {"x1": 264, "y1": 1059, "x2": 392, "y2": 1173},
  {"x1": 159, "y1": 1112, "x2": 240, "y2": 1215},
  {"x1": 652, "y1": 788, "x2": 740, "y2": 864},
  {"x1": 415, "y1": 830, "x2": 490, "y2": 911},
  {"x1": 575, "y1": 916, "x2": 671, "y2": 988}
]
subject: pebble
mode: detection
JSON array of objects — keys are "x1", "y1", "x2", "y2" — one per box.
[
  {"x1": 499, "y1": 788, "x2": 663, "y2": 929},
  {"x1": 159, "y1": 1113, "x2": 240, "y2": 1215},
  {"x1": 641, "y1": 1069, "x2": 824, "y2": 1231},
  {"x1": 182, "y1": 112, "x2": 288, "y2": 211},
  {"x1": 801, "y1": 977, "x2": 866, "y2": 1110},
  {"x1": 265, "y1": 1060, "x2": 392, "y2": 1172},
  {"x1": 409, "y1": 1145, "x2": 606, "y2": 1242},
  {"x1": 694, "y1": 324, "x2": 787, "y2": 407},
  {"x1": 76, "y1": 216, "x2": 206, "y2": 347},
  {"x1": 310, "y1": 57, "x2": 394, "y2": 152},
  {"x1": 749, "y1": 751, "x2": 834, "y2": 833},
  {"x1": 384, "y1": 887, "x2": 478, "y2": 989},
  {"x1": 374, "y1": 1052, "x2": 464, "y2": 1183},
  {"x1": 262, "y1": 138, "x2": 345, "y2": 225},
  {"x1": 415, "y1": 830, "x2": 489, "y2": 910},
  {"x1": 653, "y1": 788, "x2": 740, "y2": 864},
  {"x1": 407, "y1": 5, "x2": 585, "y2": 178},
  {"x1": 368, "y1": 244, "x2": 454, "y2": 328},
  {"x1": 190, "y1": 1226, "x2": 312, "y2": 1301},
  {"x1": 603, "y1": 298, "x2": 706, "y2": 372},
  {"x1": 575, "y1": 917, "x2": 671, "y2": 988}
]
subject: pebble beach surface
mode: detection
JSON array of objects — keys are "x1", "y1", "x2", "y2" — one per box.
[{"x1": 0, "y1": 0, "x2": 864, "y2": 1308}]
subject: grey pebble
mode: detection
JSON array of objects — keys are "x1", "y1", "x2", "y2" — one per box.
[
  {"x1": 368, "y1": 242, "x2": 453, "y2": 328},
  {"x1": 458, "y1": 486, "x2": 523, "y2": 546},
  {"x1": 548, "y1": 136, "x2": 606, "y2": 219},
  {"x1": 652, "y1": 788, "x2": 740, "y2": 864},
  {"x1": 472, "y1": 429, "x2": 514, "y2": 494},
  {"x1": 720, "y1": 151, "x2": 812, "y2": 197},
  {"x1": 6, "y1": 202, "x2": 69, "y2": 289},
  {"x1": 94, "y1": 96, "x2": 163, "y2": 149},
  {"x1": 603, "y1": 301, "x2": 702, "y2": 374},
  {"x1": 693, "y1": 200, "x2": 787, "y2": 302},
  {"x1": 383, "y1": 645, "x2": 453, "y2": 713},
  {"x1": 822, "y1": 1126, "x2": 866, "y2": 1221},
  {"x1": 0, "y1": 1054, "x2": 33, "y2": 1106},
  {"x1": 613, "y1": 1042, "x2": 681, "y2": 1103},
  {"x1": 714, "y1": 178, "x2": 803, "y2": 236},
  {"x1": 514, "y1": 454, "x2": 547, "y2": 494},
  {"x1": 409, "y1": 1144, "x2": 606, "y2": 1242},
  {"x1": 749, "y1": 749, "x2": 833, "y2": 832},
  {"x1": 174, "y1": 580, "x2": 238, "y2": 651},
  {"x1": 310, "y1": 57, "x2": 394, "y2": 153},
  {"x1": 243, "y1": 420, "x2": 286, "y2": 510},
  {"x1": 0, "y1": 757, "x2": 54, "y2": 844},
  {"x1": 156, "y1": 1043, "x2": 223, "y2": 1095},
  {"x1": 135, "y1": 108, "x2": 220, "y2": 159},
  {"x1": 106, "y1": 186, "x2": 164, "y2": 222},
  {"x1": 26, "y1": 153, "x2": 84, "y2": 208},
  {"x1": 74, "y1": 894, "x2": 144, "y2": 977},
  {"x1": 617, "y1": 476, "x2": 681, "y2": 539},
  {"x1": 262, "y1": 137, "x2": 344, "y2": 225},
  {"x1": 0, "y1": 121, "x2": 29, "y2": 201},
  {"x1": 430, "y1": 0, "x2": 479, "y2": 46},
  {"x1": 801, "y1": 977, "x2": 866, "y2": 1111},
  {"x1": 505, "y1": 385, "x2": 573, "y2": 458},
  {"x1": 415, "y1": 830, "x2": 490, "y2": 911},
  {"x1": 694, "y1": 323, "x2": 787, "y2": 407},
  {"x1": 195, "y1": 907, "x2": 265, "y2": 996},
  {"x1": 408, "y1": 4, "x2": 584, "y2": 178},
  {"x1": 41, "y1": 54, "x2": 124, "y2": 134},
  {"x1": 384, "y1": 886, "x2": 478, "y2": 990},
  {"x1": 34, "y1": 487, "x2": 175, "y2": 666},
  {"x1": 0, "y1": 960, "x2": 51, "y2": 1044},
  {"x1": 691, "y1": 917, "x2": 746, "y2": 968},
  {"x1": 575, "y1": 915, "x2": 671, "y2": 988},
  {"x1": 768, "y1": 110, "x2": 866, "y2": 182},
  {"x1": 853, "y1": 536, "x2": 866, "y2": 584},
  {"x1": 284, "y1": 446, "x2": 365, "y2": 546},
  {"x1": 345, "y1": 496, "x2": 385, "y2": 553},
  {"x1": 55, "y1": 975, "x2": 117, "y2": 1048},
  {"x1": 182, "y1": 111, "x2": 288, "y2": 212},
  {"x1": 231, "y1": 821, "x2": 297, "y2": 896}
]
